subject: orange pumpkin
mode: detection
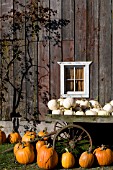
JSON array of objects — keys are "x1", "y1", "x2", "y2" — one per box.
[
  {"x1": 15, "y1": 145, "x2": 35, "y2": 164},
  {"x1": 0, "y1": 129, "x2": 6, "y2": 144},
  {"x1": 8, "y1": 131, "x2": 21, "y2": 144},
  {"x1": 79, "y1": 149, "x2": 94, "y2": 168},
  {"x1": 36, "y1": 140, "x2": 45, "y2": 153},
  {"x1": 22, "y1": 131, "x2": 36, "y2": 142},
  {"x1": 25, "y1": 131, "x2": 36, "y2": 136},
  {"x1": 37, "y1": 144, "x2": 58, "y2": 169},
  {"x1": 38, "y1": 127, "x2": 48, "y2": 141},
  {"x1": 61, "y1": 148, "x2": 75, "y2": 169},
  {"x1": 14, "y1": 141, "x2": 34, "y2": 156},
  {"x1": 93, "y1": 144, "x2": 113, "y2": 166}
]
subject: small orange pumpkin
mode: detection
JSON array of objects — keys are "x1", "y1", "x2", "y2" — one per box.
[
  {"x1": 37, "y1": 144, "x2": 58, "y2": 169},
  {"x1": 0, "y1": 129, "x2": 6, "y2": 144},
  {"x1": 25, "y1": 131, "x2": 36, "y2": 136},
  {"x1": 38, "y1": 127, "x2": 48, "y2": 141},
  {"x1": 61, "y1": 148, "x2": 75, "y2": 169},
  {"x1": 93, "y1": 144, "x2": 113, "y2": 166},
  {"x1": 7, "y1": 131, "x2": 21, "y2": 144},
  {"x1": 79, "y1": 148, "x2": 94, "y2": 168},
  {"x1": 22, "y1": 131, "x2": 36, "y2": 142}
]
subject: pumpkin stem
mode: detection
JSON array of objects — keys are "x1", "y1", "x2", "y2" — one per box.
[
  {"x1": 101, "y1": 144, "x2": 106, "y2": 150},
  {"x1": 0, "y1": 126, "x2": 4, "y2": 129},
  {"x1": 65, "y1": 148, "x2": 69, "y2": 152},
  {"x1": 87, "y1": 146, "x2": 93, "y2": 153},
  {"x1": 43, "y1": 127, "x2": 47, "y2": 133},
  {"x1": 46, "y1": 143, "x2": 51, "y2": 148}
]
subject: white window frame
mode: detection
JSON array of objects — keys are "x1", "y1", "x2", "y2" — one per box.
[{"x1": 57, "y1": 61, "x2": 92, "y2": 98}]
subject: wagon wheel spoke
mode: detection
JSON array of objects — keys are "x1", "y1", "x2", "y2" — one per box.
[
  {"x1": 73, "y1": 130, "x2": 87, "y2": 141},
  {"x1": 54, "y1": 121, "x2": 68, "y2": 131}
]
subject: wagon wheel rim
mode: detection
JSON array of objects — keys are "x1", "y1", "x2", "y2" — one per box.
[
  {"x1": 53, "y1": 124, "x2": 93, "y2": 156},
  {"x1": 54, "y1": 121, "x2": 68, "y2": 131}
]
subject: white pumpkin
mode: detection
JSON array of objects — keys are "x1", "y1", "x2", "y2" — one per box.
[
  {"x1": 89, "y1": 100, "x2": 101, "y2": 108},
  {"x1": 63, "y1": 97, "x2": 76, "y2": 109},
  {"x1": 80, "y1": 100, "x2": 90, "y2": 109},
  {"x1": 85, "y1": 109, "x2": 98, "y2": 115},
  {"x1": 57, "y1": 98, "x2": 64, "y2": 106},
  {"x1": 47, "y1": 99, "x2": 59, "y2": 110},
  {"x1": 52, "y1": 109, "x2": 63, "y2": 115},
  {"x1": 98, "y1": 109, "x2": 109, "y2": 116},
  {"x1": 64, "y1": 109, "x2": 73, "y2": 115},
  {"x1": 75, "y1": 99, "x2": 82, "y2": 106},
  {"x1": 75, "y1": 110, "x2": 85, "y2": 115},
  {"x1": 103, "y1": 103, "x2": 113, "y2": 113}
]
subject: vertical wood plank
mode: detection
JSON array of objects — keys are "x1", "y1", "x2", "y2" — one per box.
[
  {"x1": 62, "y1": 0, "x2": 74, "y2": 40},
  {"x1": 38, "y1": 0, "x2": 50, "y2": 120},
  {"x1": 62, "y1": 40, "x2": 74, "y2": 61},
  {"x1": 99, "y1": 0, "x2": 112, "y2": 105},
  {"x1": 38, "y1": 41, "x2": 49, "y2": 120},
  {"x1": 62, "y1": 0, "x2": 74, "y2": 62},
  {"x1": 74, "y1": 0, "x2": 87, "y2": 61},
  {"x1": 50, "y1": 0, "x2": 62, "y2": 99},
  {"x1": 111, "y1": 0, "x2": 113, "y2": 100},
  {"x1": 86, "y1": 0, "x2": 99, "y2": 100},
  {"x1": 0, "y1": 0, "x2": 2, "y2": 119},
  {"x1": 1, "y1": 0, "x2": 13, "y2": 120}
]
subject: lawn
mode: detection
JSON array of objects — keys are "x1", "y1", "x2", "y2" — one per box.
[{"x1": 1, "y1": 143, "x2": 113, "y2": 170}]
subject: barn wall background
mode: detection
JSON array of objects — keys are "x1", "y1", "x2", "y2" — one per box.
[{"x1": 0, "y1": 0, "x2": 113, "y2": 121}]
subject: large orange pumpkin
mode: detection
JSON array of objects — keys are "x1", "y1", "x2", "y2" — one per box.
[
  {"x1": 15, "y1": 145, "x2": 35, "y2": 164},
  {"x1": 93, "y1": 145, "x2": 113, "y2": 166},
  {"x1": 7, "y1": 131, "x2": 21, "y2": 144},
  {"x1": 37, "y1": 144, "x2": 58, "y2": 169},
  {"x1": 61, "y1": 148, "x2": 75, "y2": 169},
  {"x1": 14, "y1": 141, "x2": 34, "y2": 156},
  {"x1": 79, "y1": 150, "x2": 94, "y2": 168},
  {"x1": 0, "y1": 129, "x2": 6, "y2": 144}
]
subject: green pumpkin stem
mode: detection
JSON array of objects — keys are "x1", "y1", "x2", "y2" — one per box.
[{"x1": 65, "y1": 148, "x2": 69, "y2": 152}]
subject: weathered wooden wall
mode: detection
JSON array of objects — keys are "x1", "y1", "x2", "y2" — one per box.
[{"x1": 0, "y1": 0, "x2": 113, "y2": 120}]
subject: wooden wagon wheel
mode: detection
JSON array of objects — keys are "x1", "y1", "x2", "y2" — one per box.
[
  {"x1": 53, "y1": 124, "x2": 93, "y2": 156},
  {"x1": 54, "y1": 121, "x2": 68, "y2": 131}
]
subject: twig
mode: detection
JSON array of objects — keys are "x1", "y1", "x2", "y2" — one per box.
[{"x1": 0, "y1": 147, "x2": 13, "y2": 154}]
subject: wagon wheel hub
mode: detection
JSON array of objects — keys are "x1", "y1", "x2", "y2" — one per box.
[{"x1": 69, "y1": 140, "x2": 75, "y2": 149}]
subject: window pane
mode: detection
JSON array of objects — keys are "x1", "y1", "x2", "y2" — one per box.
[
  {"x1": 64, "y1": 67, "x2": 74, "y2": 92},
  {"x1": 75, "y1": 68, "x2": 84, "y2": 91},
  {"x1": 65, "y1": 80, "x2": 74, "y2": 91},
  {"x1": 65, "y1": 67, "x2": 74, "y2": 79}
]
